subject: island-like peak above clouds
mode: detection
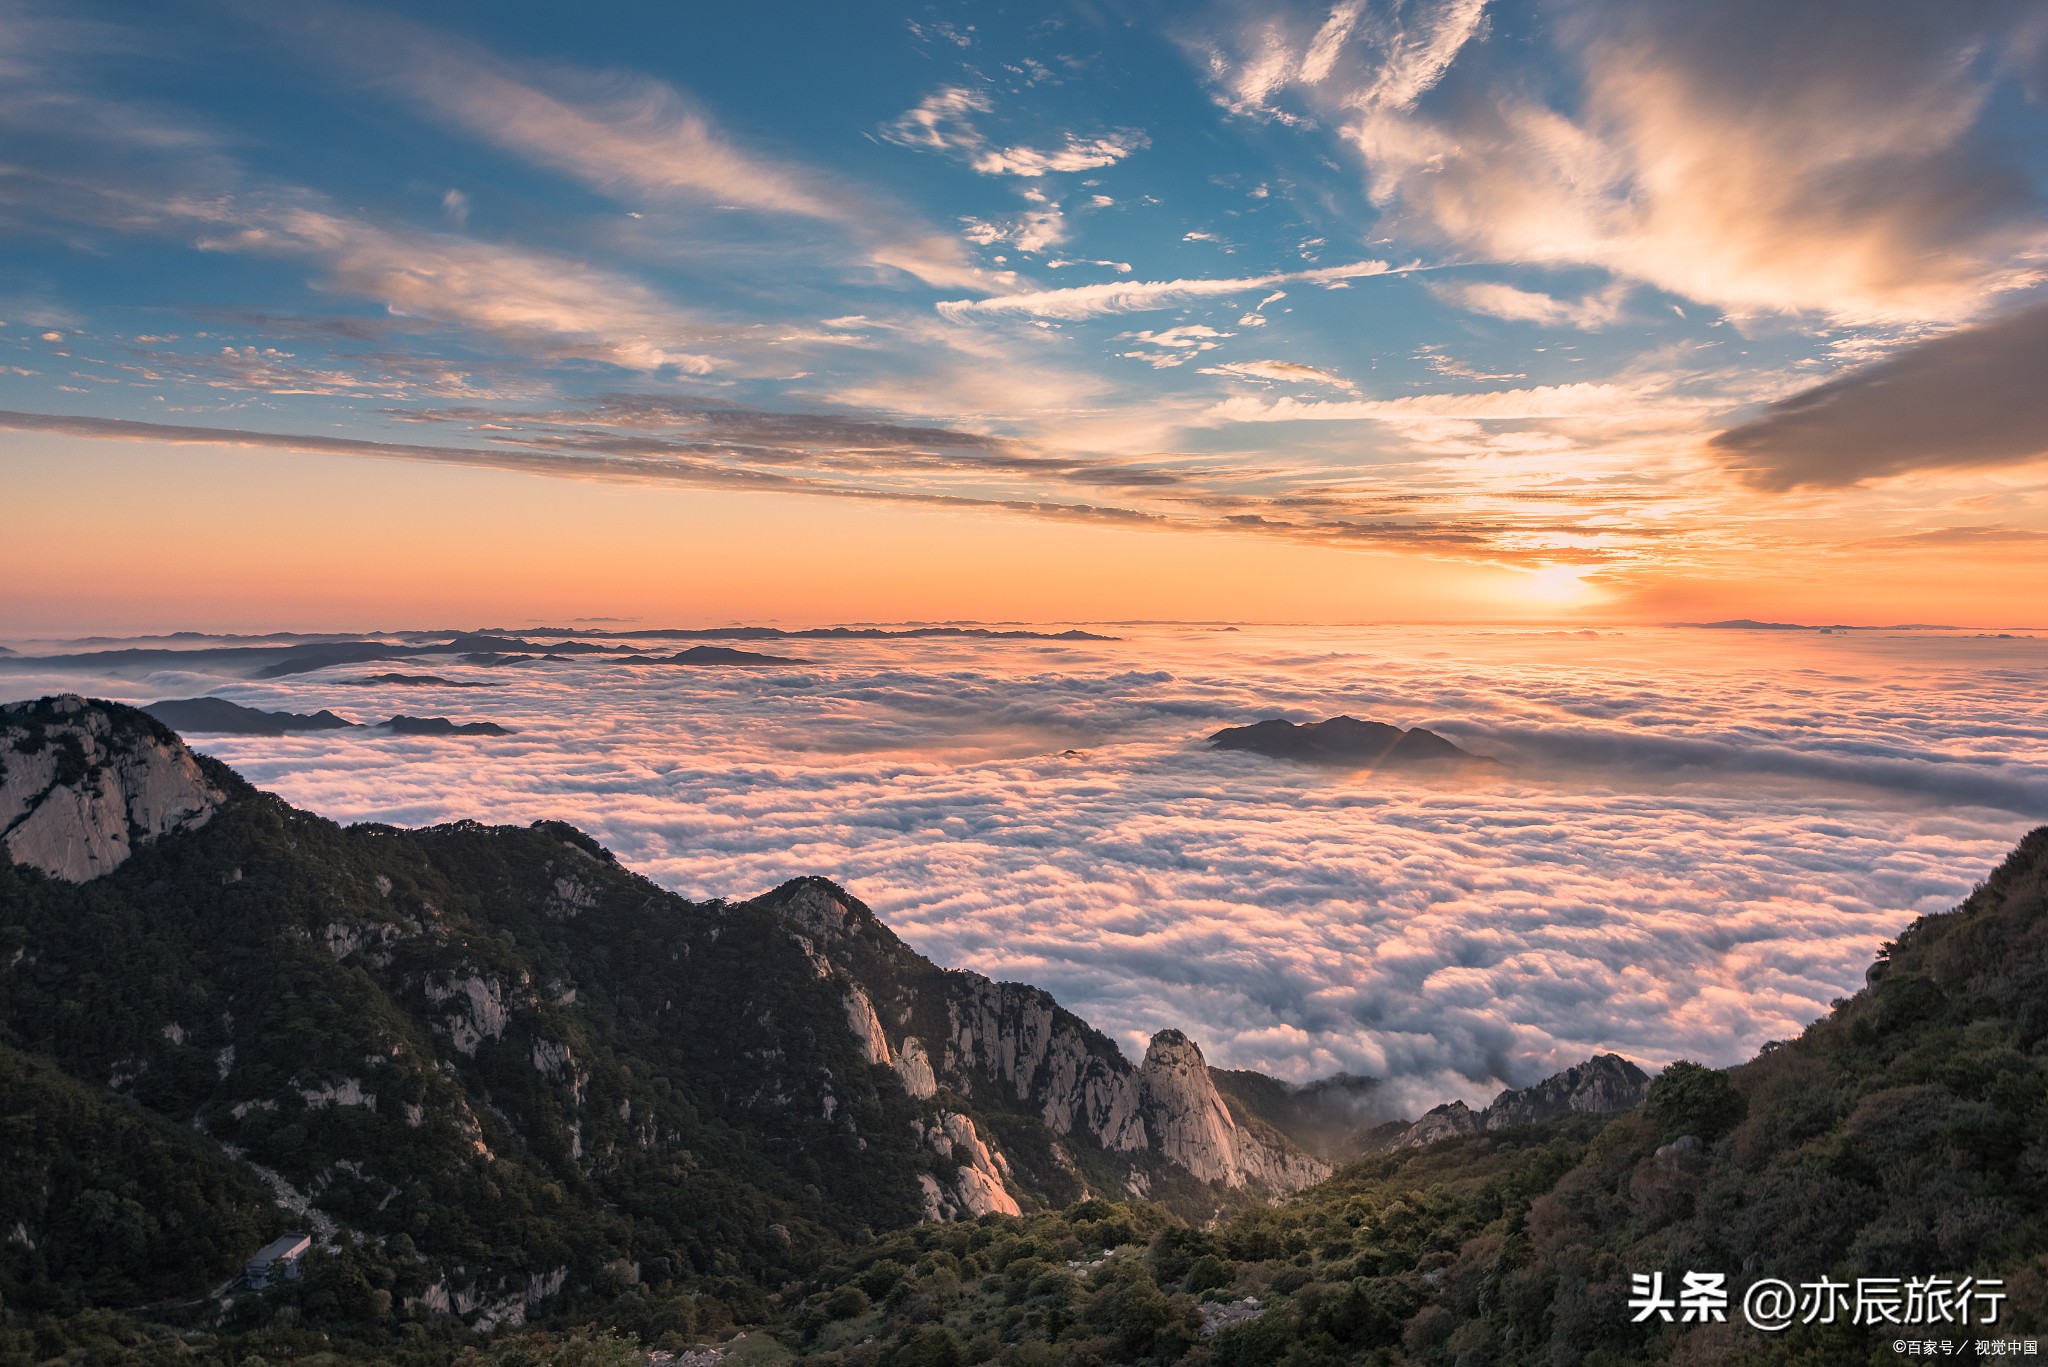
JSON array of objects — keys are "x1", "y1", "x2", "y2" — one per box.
[
  {"x1": 651, "y1": 645, "x2": 808, "y2": 666},
  {"x1": 144, "y1": 696, "x2": 359, "y2": 736},
  {"x1": 141, "y1": 698, "x2": 513, "y2": 738},
  {"x1": 1208, "y1": 715, "x2": 1488, "y2": 769},
  {"x1": 378, "y1": 715, "x2": 514, "y2": 736}
]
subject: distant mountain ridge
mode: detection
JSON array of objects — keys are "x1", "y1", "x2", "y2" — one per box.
[
  {"x1": 145, "y1": 696, "x2": 358, "y2": 735},
  {"x1": 142, "y1": 697, "x2": 512, "y2": 737},
  {"x1": 19, "y1": 694, "x2": 2038, "y2": 1365},
  {"x1": 1386, "y1": 1053, "x2": 1649, "y2": 1149},
  {"x1": 0, "y1": 625, "x2": 1113, "y2": 682}
]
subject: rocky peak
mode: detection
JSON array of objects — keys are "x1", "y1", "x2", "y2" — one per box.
[
  {"x1": 1391, "y1": 1053, "x2": 1650, "y2": 1149},
  {"x1": 1485, "y1": 1053, "x2": 1649, "y2": 1128},
  {"x1": 1140, "y1": 1029, "x2": 1243, "y2": 1185},
  {"x1": 1137, "y1": 1030, "x2": 1332, "y2": 1192},
  {"x1": 768, "y1": 877, "x2": 885, "y2": 947},
  {"x1": 1, "y1": 696, "x2": 224, "y2": 882}
]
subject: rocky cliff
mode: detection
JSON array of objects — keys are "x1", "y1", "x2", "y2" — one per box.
[
  {"x1": 758, "y1": 877, "x2": 1329, "y2": 1204},
  {"x1": 0, "y1": 695, "x2": 223, "y2": 881},
  {"x1": 1139, "y1": 1030, "x2": 1332, "y2": 1190},
  {"x1": 1391, "y1": 1052, "x2": 1650, "y2": 1148}
]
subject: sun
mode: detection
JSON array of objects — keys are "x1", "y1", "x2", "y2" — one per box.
[{"x1": 1515, "y1": 564, "x2": 1602, "y2": 605}]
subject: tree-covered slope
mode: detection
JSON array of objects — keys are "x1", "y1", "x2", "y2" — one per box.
[{"x1": 761, "y1": 828, "x2": 2048, "y2": 1366}]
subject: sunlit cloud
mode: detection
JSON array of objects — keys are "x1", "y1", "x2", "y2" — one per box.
[
  {"x1": 1201, "y1": 0, "x2": 2047, "y2": 323},
  {"x1": 1428, "y1": 279, "x2": 1629, "y2": 329},
  {"x1": 198, "y1": 205, "x2": 723, "y2": 373},
  {"x1": 1199, "y1": 359, "x2": 1358, "y2": 392},
  {"x1": 2, "y1": 0, "x2": 2045, "y2": 626},
  {"x1": 881, "y1": 85, "x2": 1150, "y2": 178},
  {"x1": 1205, "y1": 379, "x2": 1713, "y2": 425}
]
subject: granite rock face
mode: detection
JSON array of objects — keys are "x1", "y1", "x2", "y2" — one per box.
[
  {"x1": 915, "y1": 1112, "x2": 1023, "y2": 1219},
  {"x1": 1484, "y1": 1052, "x2": 1650, "y2": 1127},
  {"x1": 944, "y1": 976, "x2": 1150, "y2": 1155},
  {"x1": 1392, "y1": 1053, "x2": 1650, "y2": 1149},
  {"x1": 1140, "y1": 1030, "x2": 1333, "y2": 1191},
  {"x1": 772, "y1": 878, "x2": 1332, "y2": 1204},
  {"x1": 1, "y1": 696, "x2": 223, "y2": 882}
]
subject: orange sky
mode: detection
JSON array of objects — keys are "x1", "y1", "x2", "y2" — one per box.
[{"x1": 5, "y1": 433, "x2": 2041, "y2": 635}]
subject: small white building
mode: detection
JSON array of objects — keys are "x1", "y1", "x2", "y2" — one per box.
[{"x1": 245, "y1": 1232, "x2": 311, "y2": 1288}]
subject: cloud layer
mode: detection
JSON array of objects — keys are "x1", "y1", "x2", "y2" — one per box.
[{"x1": 7, "y1": 623, "x2": 2040, "y2": 1115}]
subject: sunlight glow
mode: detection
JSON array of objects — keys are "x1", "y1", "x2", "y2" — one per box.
[{"x1": 1515, "y1": 564, "x2": 1602, "y2": 605}]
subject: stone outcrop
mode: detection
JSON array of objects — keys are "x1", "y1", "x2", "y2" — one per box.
[
  {"x1": 1392, "y1": 1053, "x2": 1650, "y2": 1149},
  {"x1": 1139, "y1": 1030, "x2": 1241, "y2": 1183},
  {"x1": 1, "y1": 695, "x2": 223, "y2": 882},
  {"x1": 843, "y1": 986, "x2": 892, "y2": 1066},
  {"x1": 914, "y1": 1112, "x2": 1022, "y2": 1220},
  {"x1": 894, "y1": 1037, "x2": 938, "y2": 1100},
  {"x1": 1485, "y1": 1052, "x2": 1649, "y2": 1126},
  {"x1": 760, "y1": 877, "x2": 1336, "y2": 1207},
  {"x1": 1140, "y1": 1031, "x2": 1333, "y2": 1191},
  {"x1": 944, "y1": 977, "x2": 1150, "y2": 1154}
]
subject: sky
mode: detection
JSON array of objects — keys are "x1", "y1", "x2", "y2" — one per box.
[
  {"x1": 3, "y1": 0, "x2": 2047, "y2": 630},
  {"x1": 6, "y1": 623, "x2": 2043, "y2": 1112}
]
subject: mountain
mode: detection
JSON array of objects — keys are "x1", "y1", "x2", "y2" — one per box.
[
  {"x1": 653, "y1": 646, "x2": 808, "y2": 666},
  {"x1": 14, "y1": 694, "x2": 2048, "y2": 1366},
  {"x1": 1386, "y1": 1053, "x2": 1649, "y2": 1148},
  {"x1": 767, "y1": 826, "x2": 2048, "y2": 1366},
  {"x1": 1, "y1": 695, "x2": 224, "y2": 881},
  {"x1": 346, "y1": 675, "x2": 495, "y2": 688},
  {"x1": 491, "y1": 626, "x2": 1119, "y2": 643},
  {"x1": 1206, "y1": 1069, "x2": 1386, "y2": 1164},
  {"x1": 144, "y1": 697, "x2": 360, "y2": 736},
  {"x1": 0, "y1": 634, "x2": 633, "y2": 684},
  {"x1": 1208, "y1": 716, "x2": 1486, "y2": 769},
  {"x1": 1, "y1": 697, "x2": 1330, "y2": 1338},
  {"x1": 379, "y1": 715, "x2": 514, "y2": 736}
]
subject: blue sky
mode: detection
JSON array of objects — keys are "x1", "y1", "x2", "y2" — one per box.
[{"x1": 4, "y1": 0, "x2": 2048, "y2": 625}]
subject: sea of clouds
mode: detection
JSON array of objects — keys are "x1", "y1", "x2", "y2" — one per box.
[{"x1": 7, "y1": 623, "x2": 2045, "y2": 1118}]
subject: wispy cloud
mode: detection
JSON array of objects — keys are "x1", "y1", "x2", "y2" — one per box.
[
  {"x1": 199, "y1": 204, "x2": 724, "y2": 373},
  {"x1": 1199, "y1": 0, "x2": 2046, "y2": 324},
  {"x1": 962, "y1": 189, "x2": 1067, "y2": 255},
  {"x1": 1202, "y1": 0, "x2": 1489, "y2": 121},
  {"x1": 0, "y1": 407, "x2": 1672, "y2": 568},
  {"x1": 938, "y1": 259, "x2": 1397, "y2": 320},
  {"x1": 1199, "y1": 359, "x2": 1358, "y2": 392},
  {"x1": 1207, "y1": 379, "x2": 1706, "y2": 425},
  {"x1": 881, "y1": 86, "x2": 1149, "y2": 177},
  {"x1": 1428, "y1": 279, "x2": 1628, "y2": 329}
]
